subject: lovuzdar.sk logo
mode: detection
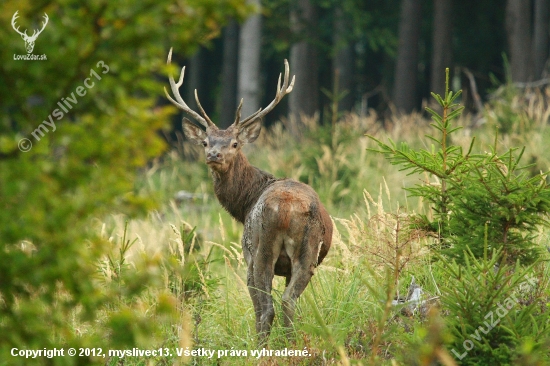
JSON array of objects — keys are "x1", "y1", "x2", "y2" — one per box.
[{"x1": 12, "y1": 10, "x2": 48, "y2": 61}]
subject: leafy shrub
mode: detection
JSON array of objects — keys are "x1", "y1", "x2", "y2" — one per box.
[{"x1": 0, "y1": 0, "x2": 248, "y2": 364}]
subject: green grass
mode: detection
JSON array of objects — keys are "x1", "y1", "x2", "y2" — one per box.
[{"x1": 89, "y1": 94, "x2": 550, "y2": 365}]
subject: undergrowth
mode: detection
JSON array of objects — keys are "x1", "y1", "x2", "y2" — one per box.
[{"x1": 65, "y1": 85, "x2": 550, "y2": 364}]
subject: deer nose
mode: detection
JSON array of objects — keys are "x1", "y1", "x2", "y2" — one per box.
[{"x1": 207, "y1": 151, "x2": 223, "y2": 161}]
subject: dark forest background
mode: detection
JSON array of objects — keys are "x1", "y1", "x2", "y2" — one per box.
[{"x1": 177, "y1": 0, "x2": 549, "y2": 135}]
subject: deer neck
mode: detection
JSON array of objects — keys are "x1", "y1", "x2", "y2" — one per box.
[{"x1": 211, "y1": 151, "x2": 275, "y2": 224}]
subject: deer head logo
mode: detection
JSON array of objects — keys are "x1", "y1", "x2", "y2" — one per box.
[{"x1": 11, "y1": 11, "x2": 49, "y2": 54}]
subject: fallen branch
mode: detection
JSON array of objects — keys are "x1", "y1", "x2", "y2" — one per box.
[{"x1": 462, "y1": 68, "x2": 484, "y2": 114}]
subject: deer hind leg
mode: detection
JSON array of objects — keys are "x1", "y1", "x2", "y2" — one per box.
[
  {"x1": 281, "y1": 265, "x2": 314, "y2": 333},
  {"x1": 281, "y1": 224, "x2": 321, "y2": 334},
  {"x1": 253, "y1": 230, "x2": 284, "y2": 346}
]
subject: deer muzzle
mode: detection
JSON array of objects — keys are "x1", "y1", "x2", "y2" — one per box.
[{"x1": 206, "y1": 151, "x2": 223, "y2": 164}]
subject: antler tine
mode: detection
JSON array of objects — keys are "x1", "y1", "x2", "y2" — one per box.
[
  {"x1": 239, "y1": 59, "x2": 295, "y2": 127},
  {"x1": 276, "y1": 73, "x2": 282, "y2": 97},
  {"x1": 284, "y1": 59, "x2": 295, "y2": 93},
  {"x1": 194, "y1": 90, "x2": 216, "y2": 128},
  {"x1": 231, "y1": 101, "x2": 263, "y2": 129},
  {"x1": 164, "y1": 48, "x2": 213, "y2": 130},
  {"x1": 238, "y1": 108, "x2": 262, "y2": 126},
  {"x1": 233, "y1": 98, "x2": 244, "y2": 126}
]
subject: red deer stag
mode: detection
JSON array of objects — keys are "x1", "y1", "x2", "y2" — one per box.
[{"x1": 164, "y1": 48, "x2": 332, "y2": 345}]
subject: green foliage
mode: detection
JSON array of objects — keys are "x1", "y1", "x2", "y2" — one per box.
[
  {"x1": 486, "y1": 58, "x2": 537, "y2": 136},
  {"x1": 296, "y1": 121, "x2": 363, "y2": 207},
  {"x1": 487, "y1": 84, "x2": 535, "y2": 136},
  {"x1": 395, "y1": 308, "x2": 456, "y2": 366},
  {"x1": 437, "y1": 240, "x2": 550, "y2": 365},
  {"x1": 321, "y1": 80, "x2": 350, "y2": 126},
  {"x1": 0, "y1": 0, "x2": 248, "y2": 363},
  {"x1": 163, "y1": 224, "x2": 218, "y2": 302},
  {"x1": 445, "y1": 145, "x2": 550, "y2": 263},
  {"x1": 368, "y1": 69, "x2": 468, "y2": 236},
  {"x1": 367, "y1": 69, "x2": 550, "y2": 264},
  {"x1": 104, "y1": 221, "x2": 137, "y2": 281},
  {"x1": 261, "y1": 0, "x2": 400, "y2": 93}
]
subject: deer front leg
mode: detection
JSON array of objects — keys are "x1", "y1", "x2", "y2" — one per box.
[
  {"x1": 242, "y1": 234, "x2": 262, "y2": 335},
  {"x1": 246, "y1": 262, "x2": 262, "y2": 334}
]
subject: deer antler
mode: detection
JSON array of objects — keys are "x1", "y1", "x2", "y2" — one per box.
[
  {"x1": 11, "y1": 11, "x2": 27, "y2": 38},
  {"x1": 164, "y1": 48, "x2": 217, "y2": 131},
  {"x1": 233, "y1": 59, "x2": 295, "y2": 129}
]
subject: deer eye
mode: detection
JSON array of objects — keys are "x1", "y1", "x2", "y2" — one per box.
[
  {"x1": 232, "y1": 142, "x2": 238, "y2": 148},
  {"x1": 202, "y1": 141, "x2": 208, "y2": 147}
]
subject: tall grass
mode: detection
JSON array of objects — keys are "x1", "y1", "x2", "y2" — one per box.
[{"x1": 92, "y1": 88, "x2": 550, "y2": 365}]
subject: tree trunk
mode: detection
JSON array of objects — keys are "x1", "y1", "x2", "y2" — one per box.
[
  {"x1": 430, "y1": 0, "x2": 453, "y2": 97},
  {"x1": 333, "y1": 7, "x2": 355, "y2": 113},
  {"x1": 393, "y1": 0, "x2": 423, "y2": 113},
  {"x1": 187, "y1": 48, "x2": 204, "y2": 112},
  {"x1": 289, "y1": 0, "x2": 318, "y2": 137},
  {"x1": 506, "y1": 0, "x2": 534, "y2": 82},
  {"x1": 533, "y1": 0, "x2": 549, "y2": 78},
  {"x1": 220, "y1": 21, "x2": 239, "y2": 128},
  {"x1": 238, "y1": 0, "x2": 263, "y2": 121}
]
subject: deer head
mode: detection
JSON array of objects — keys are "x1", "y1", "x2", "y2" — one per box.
[
  {"x1": 12, "y1": 11, "x2": 49, "y2": 54},
  {"x1": 164, "y1": 48, "x2": 295, "y2": 173}
]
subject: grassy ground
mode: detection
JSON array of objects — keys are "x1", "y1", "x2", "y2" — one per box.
[{"x1": 93, "y1": 90, "x2": 550, "y2": 365}]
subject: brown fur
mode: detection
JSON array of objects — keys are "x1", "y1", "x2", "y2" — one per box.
[
  {"x1": 211, "y1": 151, "x2": 276, "y2": 223},
  {"x1": 209, "y1": 149, "x2": 332, "y2": 278}
]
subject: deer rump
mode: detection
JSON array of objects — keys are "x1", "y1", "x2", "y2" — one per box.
[{"x1": 242, "y1": 179, "x2": 332, "y2": 281}]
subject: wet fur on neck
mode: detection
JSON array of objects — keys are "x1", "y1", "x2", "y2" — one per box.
[{"x1": 211, "y1": 150, "x2": 276, "y2": 223}]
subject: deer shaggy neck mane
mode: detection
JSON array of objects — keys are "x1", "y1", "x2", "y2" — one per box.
[{"x1": 210, "y1": 150, "x2": 276, "y2": 223}]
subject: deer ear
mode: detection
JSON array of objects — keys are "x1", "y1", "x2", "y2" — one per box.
[
  {"x1": 238, "y1": 119, "x2": 262, "y2": 144},
  {"x1": 182, "y1": 118, "x2": 207, "y2": 145}
]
